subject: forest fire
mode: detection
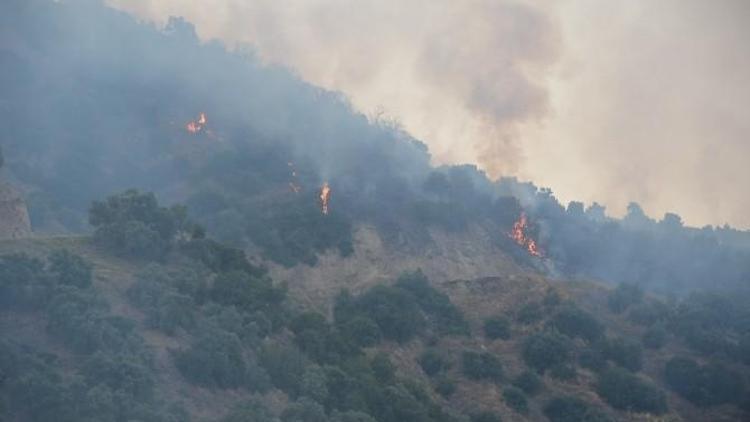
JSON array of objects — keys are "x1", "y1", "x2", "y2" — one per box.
[
  {"x1": 185, "y1": 112, "x2": 207, "y2": 134},
  {"x1": 320, "y1": 182, "x2": 331, "y2": 215},
  {"x1": 509, "y1": 212, "x2": 543, "y2": 257}
]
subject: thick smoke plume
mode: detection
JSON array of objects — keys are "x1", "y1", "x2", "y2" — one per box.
[{"x1": 109, "y1": 0, "x2": 750, "y2": 229}]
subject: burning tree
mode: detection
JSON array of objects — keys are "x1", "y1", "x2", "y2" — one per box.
[{"x1": 509, "y1": 212, "x2": 543, "y2": 257}]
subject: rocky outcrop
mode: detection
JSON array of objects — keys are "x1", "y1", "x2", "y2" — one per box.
[{"x1": 0, "y1": 181, "x2": 31, "y2": 239}]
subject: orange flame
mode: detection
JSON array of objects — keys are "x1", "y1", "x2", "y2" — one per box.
[
  {"x1": 186, "y1": 112, "x2": 207, "y2": 134},
  {"x1": 509, "y1": 212, "x2": 543, "y2": 257},
  {"x1": 320, "y1": 182, "x2": 331, "y2": 215}
]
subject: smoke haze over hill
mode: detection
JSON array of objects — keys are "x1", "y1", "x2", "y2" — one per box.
[{"x1": 108, "y1": 0, "x2": 750, "y2": 229}]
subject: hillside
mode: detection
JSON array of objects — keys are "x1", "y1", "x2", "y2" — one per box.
[
  {"x1": 1, "y1": 194, "x2": 748, "y2": 421},
  {"x1": 1, "y1": 1, "x2": 749, "y2": 421}
]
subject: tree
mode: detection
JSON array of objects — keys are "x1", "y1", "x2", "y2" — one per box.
[
  {"x1": 512, "y1": 370, "x2": 542, "y2": 396},
  {"x1": 601, "y1": 337, "x2": 643, "y2": 372},
  {"x1": 596, "y1": 367, "x2": 667, "y2": 414},
  {"x1": 418, "y1": 349, "x2": 449, "y2": 377},
  {"x1": 607, "y1": 283, "x2": 643, "y2": 314},
  {"x1": 522, "y1": 331, "x2": 573, "y2": 373},
  {"x1": 549, "y1": 306, "x2": 604, "y2": 343},
  {"x1": 89, "y1": 190, "x2": 193, "y2": 260},
  {"x1": 543, "y1": 396, "x2": 614, "y2": 422},
  {"x1": 462, "y1": 351, "x2": 504, "y2": 383},
  {"x1": 503, "y1": 387, "x2": 528, "y2": 414},
  {"x1": 48, "y1": 250, "x2": 93, "y2": 288},
  {"x1": 483, "y1": 315, "x2": 511, "y2": 340}
]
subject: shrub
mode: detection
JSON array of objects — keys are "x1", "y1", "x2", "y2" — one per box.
[
  {"x1": 522, "y1": 331, "x2": 573, "y2": 373},
  {"x1": 607, "y1": 283, "x2": 643, "y2": 314},
  {"x1": 258, "y1": 342, "x2": 308, "y2": 396},
  {"x1": 351, "y1": 285, "x2": 425, "y2": 343},
  {"x1": 543, "y1": 396, "x2": 614, "y2": 422},
  {"x1": 370, "y1": 352, "x2": 395, "y2": 383},
  {"x1": 173, "y1": 328, "x2": 269, "y2": 390},
  {"x1": 513, "y1": 370, "x2": 542, "y2": 396},
  {"x1": 394, "y1": 271, "x2": 469, "y2": 336},
  {"x1": 222, "y1": 400, "x2": 278, "y2": 422},
  {"x1": 596, "y1": 367, "x2": 667, "y2": 414},
  {"x1": 281, "y1": 398, "x2": 328, "y2": 422},
  {"x1": 210, "y1": 270, "x2": 286, "y2": 313},
  {"x1": 516, "y1": 302, "x2": 544, "y2": 324},
  {"x1": 340, "y1": 316, "x2": 382, "y2": 348},
  {"x1": 627, "y1": 301, "x2": 670, "y2": 326},
  {"x1": 0, "y1": 253, "x2": 52, "y2": 309},
  {"x1": 89, "y1": 190, "x2": 195, "y2": 260},
  {"x1": 470, "y1": 411, "x2": 502, "y2": 422},
  {"x1": 434, "y1": 375, "x2": 456, "y2": 398},
  {"x1": 483, "y1": 315, "x2": 511, "y2": 340},
  {"x1": 601, "y1": 337, "x2": 643, "y2": 372},
  {"x1": 549, "y1": 363, "x2": 577, "y2": 381},
  {"x1": 642, "y1": 325, "x2": 667, "y2": 350},
  {"x1": 548, "y1": 306, "x2": 604, "y2": 343},
  {"x1": 578, "y1": 348, "x2": 607, "y2": 372},
  {"x1": 503, "y1": 387, "x2": 528, "y2": 414},
  {"x1": 48, "y1": 250, "x2": 93, "y2": 288},
  {"x1": 418, "y1": 349, "x2": 450, "y2": 377},
  {"x1": 331, "y1": 410, "x2": 377, "y2": 422},
  {"x1": 462, "y1": 351, "x2": 504, "y2": 383},
  {"x1": 664, "y1": 357, "x2": 745, "y2": 406}
]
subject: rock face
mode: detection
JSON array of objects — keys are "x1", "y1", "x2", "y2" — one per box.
[{"x1": 0, "y1": 181, "x2": 31, "y2": 239}]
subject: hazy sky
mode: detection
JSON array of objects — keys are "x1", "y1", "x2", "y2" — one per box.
[{"x1": 108, "y1": 0, "x2": 750, "y2": 228}]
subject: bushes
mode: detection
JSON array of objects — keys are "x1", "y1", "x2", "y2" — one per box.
[
  {"x1": 337, "y1": 285, "x2": 425, "y2": 343},
  {"x1": 600, "y1": 337, "x2": 643, "y2": 372},
  {"x1": 596, "y1": 367, "x2": 667, "y2": 414},
  {"x1": 522, "y1": 331, "x2": 573, "y2": 374},
  {"x1": 512, "y1": 370, "x2": 542, "y2": 396},
  {"x1": 470, "y1": 411, "x2": 502, "y2": 422},
  {"x1": 502, "y1": 387, "x2": 528, "y2": 414},
  {"x1": 394, "y1": 271, "x2": 468, "y2": 336},
  {"x1": 462, "y1": 351, "x2": 504, "y2": 383},
  {"x1": 642, "y1": 325, "x2": 667, "y2": 350},
  {"x1": 0, "y1": 253, "x2": 52, "y2": 310},
  {"x1": 334, "y1": 273, "x2": 466, "y2": 344},
  {"x1": 543, "y1": 396, "x2": 614, "y2": 422},
  {"x1": 173, "y1": 327, "x2": 269, "y2": 390},
  {"x1": 48, "y1": 249, "x2": 93, "y2": 288},
  {"x1": 483, "y1": 315, "x2": 511, "y2": 340},
  {"x1": 418, "y1": 349, "x2": 450, "y2": 377},
  {"x1": 548, "y1": 306, "x2": 604, "y2": 343},
  {"x1": 607, "y1": 283, "x2": 643, "y2": 314},
  {"x1": 89, "y1": 190, "x2": 195, "y2": 260},
  {"x1": 664, "y1": 356, "x2": 746, "y2": 407}
]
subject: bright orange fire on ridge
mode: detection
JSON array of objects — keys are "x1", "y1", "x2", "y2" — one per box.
[
  {"x1": 509, "y1": 212, "x2": 543, "y2": 257},
  {"x1": 320, "y1": 182, "x2": 331, "y2": 215},
  {"x1": 186, "y1": 112, "x2": 207, "y2": 134}
]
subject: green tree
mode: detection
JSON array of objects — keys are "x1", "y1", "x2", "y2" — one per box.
[
  {"x1": 462, "y1": 351, "x2": 504, "y2": 383},
  {"x1": 596, "y1": 367, "x2": 667, "y2": 414},
  {"x1": 512, "y1": 370, "x2": 542, "y2": 396},
  {"x1": 483, "y1": 315, "x2": 511, "y2": 340},
  {"x1": 503, "y1": 387, "x2": 528, "y2": 414},
  {"x1": 48, "y1": 250, "x2": 93, "y2": 288},
  {"x1": 522, "y1": 331, "x2": 573, "y2": 374},
  {"x1": 418, "y1": 349, "x2": 450, "y2": 377},
  {"x1": 607, "y1": 283, "x2": 643, "y2": 314},
  {"x1": 543, "y1": 396, "x2": 614, "y2": 422},
  {"x1": 548, "y1": 306, "x2": 604, "y2": 343}
]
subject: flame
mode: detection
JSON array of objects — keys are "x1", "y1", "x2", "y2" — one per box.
[
  {"x1": 509, "y1": 212, "x2": 543, "y2": 257},
  {"x1": 185, "y1": 112, "x2": 207, "y2": 134},
  {"x1": 320, "y1": 182, "x2": 331, "y2": 215}
]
